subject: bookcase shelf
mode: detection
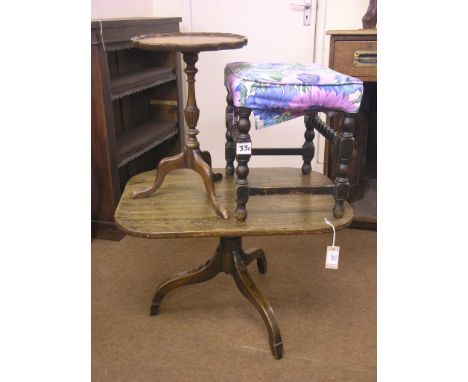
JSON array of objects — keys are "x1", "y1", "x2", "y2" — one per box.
[
  {"x1": 111, "y1": 67, "x2": 176, "y2": 100},
  {"x1": 91, "y1": 18, "x2": 184, "y2": 240},
  {"x1": 117, "y1": 120, "x2": 179, "y2": 167}
]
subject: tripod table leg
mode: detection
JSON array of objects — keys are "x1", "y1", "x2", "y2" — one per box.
[
  {"x1": 231, "y1": 250, "x2": 283, "y2": 359},
  {"x1": 132, "y1": 151, "x2": 185, "y2": 199},
  {"x1": 242, "y1": 248, "x2": 267, "y2": 274},
  {"x1": 193, "y1": 150, "x2": 229, "y2": 219},
  {"x1": 150, "y1": 245, "x2": 222, "y2": 315},
  {"x1": 200, "y1": 150, "x2": 223, "y2": 182}
]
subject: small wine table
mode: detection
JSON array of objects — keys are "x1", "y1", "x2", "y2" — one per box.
[
  {"x1": 115, "y1": 167, "x2": 353, "y2": 359},
  {"x1": 130, "y1": 32, "x2": 248, "y2": 220}
]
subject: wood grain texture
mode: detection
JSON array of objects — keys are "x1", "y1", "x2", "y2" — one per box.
[
  {"x1": 248, "y1": 167, "x2": 333, "y2": 194},
  {"x1": 332, "y1": 40, "x2": 377, "y2": 81},
  {"x1": 115, "y1": 168, "x2": 353, "y2": 239}
]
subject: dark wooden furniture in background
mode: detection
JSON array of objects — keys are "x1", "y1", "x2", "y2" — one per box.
[
  {"x1": 129, "y1": 33, "x2": 248, "y2": 220},
  {"x1": 91, "y1": 18, "x2": 185, "y2": 239},
  {"x1": 326, "y1": 29, "x2": 377, "y2": 229},
  {"x1": 115, "y1": 167, "x2": 353, "y2": 359}
]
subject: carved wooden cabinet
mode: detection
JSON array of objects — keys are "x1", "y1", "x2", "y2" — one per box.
[
  {"x1": 91, "y1": 18, "x2": 185, "y2": 239},
  {"x1": 325, "y1": 29, "x2": 377, "y2": 228}
]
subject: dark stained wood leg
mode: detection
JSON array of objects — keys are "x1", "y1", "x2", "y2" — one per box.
[
  {"x1": 132, "y1": 52, "x2": 227, "y2": 218},
  {"x1": 232, "y1": 250, "x2": 283, "y2": 359},
  {"x1": 200, "y1": 150, "x2": 212, "y2": 167},
  {"x1": 362, "y1": 0, "x2": 377, "y2": 29},
  {"x1": 225, "y1": 92, "x2": 236, "y2": 176},
  {"x1": 132, "y1": 151, "x2": 185, "y2": 198},
  {"x1": 334, "y1": 113, "x2": 355, "y2": 218},
  {"x1": 241, "y1": 248, "x2": 267, "y2": 274},
  {"x1": 193, "y1": 150, "x2": 229, "y2": 219},
  {"x1": 234, "y1": 107, "x2": 252, "y2": 221},
  {"x1": 201, "y1": 150, "x2": 223, "y2": 182},
  {"x1": 150, "y1": 236, "x2": 282, "y2": 359},
  {"x1": 302, "y1": 113, "x2": 316, "y2": 175},
  {"x1": 150, "y1": 244, "x2": 222, "y2": 315}
]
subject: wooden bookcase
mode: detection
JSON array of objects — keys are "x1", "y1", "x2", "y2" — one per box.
[{"x1": 91, "y1": 18, "x2": 185, "y2": 239}]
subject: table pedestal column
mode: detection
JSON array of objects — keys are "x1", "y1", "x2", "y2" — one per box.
[
  {"x1": 132, "y1": 52, "x2": 228, "y2": 219},
  {"x1": 150, "y1": 236, "x2": 284, "y2": 360}
]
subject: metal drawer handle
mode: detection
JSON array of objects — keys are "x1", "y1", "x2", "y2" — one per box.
[{"x1": 353, "y1": 50, "x2": 377, "y2": 67}]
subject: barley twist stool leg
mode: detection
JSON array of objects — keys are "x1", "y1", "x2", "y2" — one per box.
[
  {"x1": 302, "y1": 113, "x2": 317, "y2": 175},
  {"x1": 234, "y1": 107, "x2": 252, "y2": 221},
  {"x1": 225, "y1": 92, "x2": 236, "y2": 176},
  {"x1": 333, "y1": 113, "x2": 355, "y2": 218}
]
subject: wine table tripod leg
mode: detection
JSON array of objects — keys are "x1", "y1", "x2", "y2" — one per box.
[
  {"x1": 131, "y1": 51, "x2": 227, "y2": 218},
  {"x1": 200, "y1": 150, "x2": 223, "y2": 182},
  {"x1": 193, "y1": 150, "x2": 229, "y2": 219},
  {"x1": 132, "y1": 151, "x2": 185, "y2": 199},
  {"x1": 150, "y1": 236, "x2": 283, "y2": 359},
  {"x1": 150, "y1": 244, "x2": 222, "y2": 316},
  {"x1": 232, "y1": 250, "x2": 283, "y2": 359}
]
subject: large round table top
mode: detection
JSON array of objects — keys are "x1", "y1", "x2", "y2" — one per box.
[{"x1": 131, "y1": 32, "x2": 248, "y2": 53}]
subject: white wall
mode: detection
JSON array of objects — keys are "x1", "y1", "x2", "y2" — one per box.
[{"x1": 92, "y1": 0, "x2": 153, "y2": 19}]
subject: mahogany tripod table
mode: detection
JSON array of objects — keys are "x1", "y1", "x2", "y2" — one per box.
[
  {"x1": 115, "y1": 167, "x2": 353, "y2": 359},
  {"x1": 130, "y1": 32, "x2": 248, "y2": 220}
]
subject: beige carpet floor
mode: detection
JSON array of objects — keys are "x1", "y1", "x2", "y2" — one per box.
[{"x1": 92, "y1": 229, "x2": 376, "y2": 382}]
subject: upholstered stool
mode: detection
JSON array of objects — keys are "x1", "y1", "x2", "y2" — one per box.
[{"x1": 224, "y1": 62, "x2": 363, "y2": 221}]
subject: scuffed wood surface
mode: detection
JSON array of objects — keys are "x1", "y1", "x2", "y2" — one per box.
[
  {"x1": 132, "y1": 32, "x2": 248, "y2": 53},
  {"x1": 115, "y1": 168, "x2": 353, "y2": 239}
]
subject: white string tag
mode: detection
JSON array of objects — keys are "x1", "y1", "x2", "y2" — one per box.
[
  {"x1": 324, "y1": 218, "x2": 340, "y2": 270},
  {"x1": 99, "y1": 20, "x2": 106, "y2": 51}
]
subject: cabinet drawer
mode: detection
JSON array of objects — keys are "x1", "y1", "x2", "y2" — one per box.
[{"x1": 332, "y1": 40, "x2": 377, "y2": 81}]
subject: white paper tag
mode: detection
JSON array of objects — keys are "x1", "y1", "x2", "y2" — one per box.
[
  {"x1": 236, "y1": 142, "x2": 252, "y2": 155},
  {"x1": 325, "y1": 246, "x2": 340, "y2": 269}
]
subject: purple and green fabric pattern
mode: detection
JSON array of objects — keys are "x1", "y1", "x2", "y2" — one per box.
[{"x1": 224, "y1": 62, "x2": 363, "y2": 129}]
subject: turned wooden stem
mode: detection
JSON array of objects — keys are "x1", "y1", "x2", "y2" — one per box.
[
  {"x1": 183, "y1": 53, "x2": 200, "y2": 150},
  {"x1": 334, "y1": 114, "x2": 355, "y2": 218},
  {"x1": 132, "y1": 51, "x2": 228, "y2": 219},
  {"x1": 302, "y1": 113, "x2": 317, "y2": 175},
  {"x1": 225, "y1": 92, "x2": 236, "y2": 176},
  {"x1": 235, "y1": 107, "x2": 252, "y2": 221}
]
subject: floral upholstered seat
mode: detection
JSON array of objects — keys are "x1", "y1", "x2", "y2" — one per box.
[{"x1": 224, "y1": 62, "x2": 363, "y2": 128}]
